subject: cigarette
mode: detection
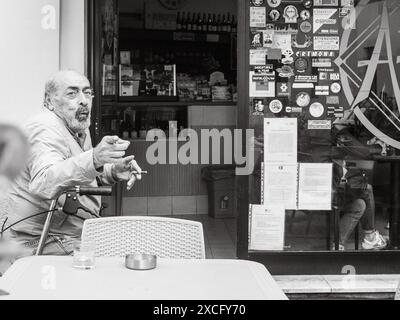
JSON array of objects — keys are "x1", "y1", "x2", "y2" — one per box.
[{"x1": 131, "y1": 171, "x2": 148, "y2": 175}]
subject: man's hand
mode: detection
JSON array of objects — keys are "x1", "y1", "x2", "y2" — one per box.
[
  {"x1": 111, "y1": 155, "x2": 143, "y2": 190},
  {"x1": 93, "y1": 136, "x2": 130, "y2": 169}
]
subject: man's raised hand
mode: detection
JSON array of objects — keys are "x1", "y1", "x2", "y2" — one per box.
[{"x1": 93, "y1": 136, "x2": 130, "y2": 168}]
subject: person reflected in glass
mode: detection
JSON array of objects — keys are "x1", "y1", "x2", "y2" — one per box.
[{"x1": 332, "y1": 117, "x2": 387, "y2": 251}]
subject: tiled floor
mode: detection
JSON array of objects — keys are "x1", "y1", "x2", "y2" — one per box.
[{"x1": 174, "y1": 215, "x2": 238, "y2": 259}]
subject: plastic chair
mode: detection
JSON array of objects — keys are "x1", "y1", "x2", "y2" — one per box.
[{"x1": 81, "y1": 216, "x2": 206, "y2": 259}]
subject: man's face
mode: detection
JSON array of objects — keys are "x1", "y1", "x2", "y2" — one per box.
[{"x1": 51, "y1": 72, "x2": 93, "y2": 133}]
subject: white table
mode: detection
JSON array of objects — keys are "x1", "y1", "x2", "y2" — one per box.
[{"x1": 0, "y1": 256, "x2": 287, "y2": 300}]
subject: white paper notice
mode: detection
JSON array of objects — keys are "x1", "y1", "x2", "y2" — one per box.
[
  {"x1": 264, "y1": 118, "x2": 298, "y2": 164},
  {"x1": 249, "y1": 205, "x2": 285, "y2": 251},
  {"x1": 264, "y1": 164, "x2": 298, "y2": 210},
  {"x1": 297, "y1": 163, "x2": 333, "y2": 210}
]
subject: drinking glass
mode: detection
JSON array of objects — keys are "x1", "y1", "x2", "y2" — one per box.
[{"x1": 72, "y1": 241, "x2": 95, "y2": 270}]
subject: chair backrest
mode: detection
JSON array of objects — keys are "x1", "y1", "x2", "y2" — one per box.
[{"x1": 81, "y1": 216, "x2": 206, "y2": 259}]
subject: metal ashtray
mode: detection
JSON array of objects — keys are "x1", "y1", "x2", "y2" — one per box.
[{"x1": 125, "y1": 253, "x2": 157, "y2": 271}]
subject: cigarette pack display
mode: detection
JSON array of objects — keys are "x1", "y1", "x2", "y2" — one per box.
[
  {"x1": 212, "y1": 86, "x2": 232, "y2": 102},
  {"x1": 119, "y1": 64, "x2": 176, "y2": 97}
]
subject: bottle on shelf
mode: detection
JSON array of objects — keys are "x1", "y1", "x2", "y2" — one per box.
[
  {"x1": 226, "y1": 13, "x2": 232, "y2": 33},
  {"x1": 212, "y1": 14, "x2": 217, "y2": 32},
  {"x1": 181, "y1": 12, "x2": 187, "y2": 31},
  {"x1": 186, "y1": 11, "x2": 192, "y2": 31},
  {"x1": 176, "y1": 12, "x2": 182, "y2": 30},
  {"x1": 222, "y1": 14, "x2": 227, "y2": 32},
  {"x1": 196, "y1": 13, "x2": 202, "y2": 31},
  {"x1": 216, "y1": 14, "x2": 222, "y2": 32},
  {"x1": 231, "y1": 15, "x2": 237, "y2": 33},
  {"x1": 191, "y1": 12, "x2": 197, "y2": 31},
  {"x1": 202, "y1": 13, "x2": 208, "y2": 32},
  {"x1": 207, "y1": 13, "x2": 213, "y2": 32}
]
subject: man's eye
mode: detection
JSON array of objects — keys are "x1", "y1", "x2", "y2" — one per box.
[{"x1": 66, "y1": 92, "x2": 77, "y2": 98}]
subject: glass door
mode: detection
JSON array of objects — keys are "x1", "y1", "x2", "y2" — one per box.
[{"x1": 238, "y1": 0, "x2": 400, "y2": 274}]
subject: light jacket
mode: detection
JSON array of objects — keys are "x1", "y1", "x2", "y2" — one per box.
[{"x1": 1, "y1": 109, "x2": 115, "y2": 238}]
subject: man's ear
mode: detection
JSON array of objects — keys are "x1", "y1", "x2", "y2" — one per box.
[{"x1": 46, "y1": 96, "x2": 55, "y2": 111}]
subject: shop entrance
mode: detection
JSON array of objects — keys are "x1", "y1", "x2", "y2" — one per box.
[
  {"x1": 87, "y1": 0, "x2": 239, "y2": 259},
  {"x1": 236, "y1": 0, "x2": 400, "y2": 274}
]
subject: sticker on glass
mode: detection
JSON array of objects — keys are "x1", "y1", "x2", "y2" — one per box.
[
  {"x1": 300, "y1": 20, "x2": 312, "y2": 33},
  {"x1": 331, "y1": 82, "x2": 341, "y2": 93},
  {"x1": 268, "y1": 9, "x2": 281, "y2": 21},
  {"x1": 269, "y1": 100, "x2": 283, "y2": 113},
  {"x1": 281, "y1": 48, "x2": 294, "y2": 64},
  {"x1": 300, "y1": 10, "x2": 311, "y2": 21},
  {"x1": 296, "y1": 92, "x2": 311, "y2": 107},
  {"x1": 251, "y1": 0, "x2": 265, "y2": 6},
  {"x1": 309, "y1": 102, "x2": 325, "y2": 118},
  {"x1": 267, "y1": 0, "x2": 281, "y2": 8},
  {"x1": 283, "y1": 6, "x2": 299, "y2": 23},
  {"x1": 295, "y1": 58, "x2": 308, "y2": 73}
]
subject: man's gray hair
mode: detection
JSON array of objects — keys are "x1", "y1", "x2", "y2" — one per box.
[
  {"x1": 43, "y1": 76, "x2": 59, "y2": 109},
  {"x1": 43, "y1": 70, "x2": 85, "y2": 109}
]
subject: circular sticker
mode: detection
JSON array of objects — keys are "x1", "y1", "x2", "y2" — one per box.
[
  {"x1": 269, "y1": 9, "x2": 281, "y2": 21},
  {"x1": 309, "y1": 102, "x2": 325, "y2": 118},
  {"x1": 331, "y1": 82, "x2": 342, "y2": 94},
  {"x1": 303, "y1": 0, "x2": 312, "y2": 9},
  {"x1": 251, "y1": 0, "x2": 265, "y2": 6},
  {"x1": 267, "y1": 0, "x2": 281, "y2": 8},
  {"x1": 269, "y1": 100, "x2": 283, "y2": 113},
  {"x1": 295, "y1": 58, "x2": 308, "y2": 73},
  {"x1": 296, "y1": 92, "x2": 311, "y2": 107},
  {"x1": 300, "y1": 20, "x2": 312, "y2": 33},
  {"x1": 300, "y1": 10, "x2": 311, "y2": 21}
]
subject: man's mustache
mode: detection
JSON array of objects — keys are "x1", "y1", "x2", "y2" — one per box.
[{"x1": 75, "y1": 106, "x2": 90, "y2": 119}]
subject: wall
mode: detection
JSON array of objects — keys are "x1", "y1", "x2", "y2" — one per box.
[
  {"x1": 60, "y1": 0, "x2": 86, "y2": 74},
  {"x1": 0, "y1": 0, "x2": 60, "y2": 127}
]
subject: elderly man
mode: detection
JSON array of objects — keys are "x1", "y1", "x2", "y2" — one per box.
[{"x1": 1, "y1": 70, "x2": 142, "y2": 256}]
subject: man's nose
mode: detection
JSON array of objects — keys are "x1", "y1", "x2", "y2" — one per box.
[{"x1": 77, "y1": 93, "x2": 90, "y2": 107}]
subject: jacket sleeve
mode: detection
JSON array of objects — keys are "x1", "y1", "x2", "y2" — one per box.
[
  {"x1": 99, "y1": 164, "x2": 118, "y2": 185},
  {"x1": 28, "y1": 122, "x2": 102, "y2": 199}
]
